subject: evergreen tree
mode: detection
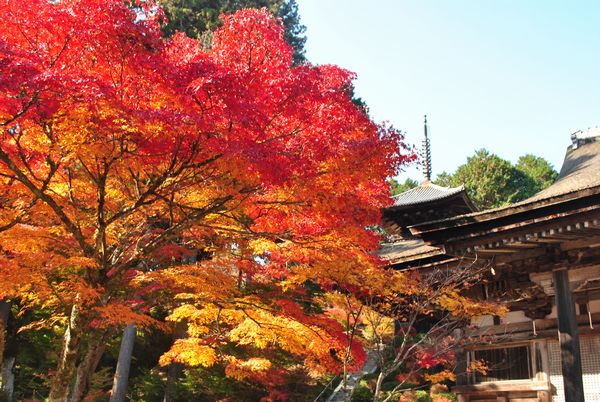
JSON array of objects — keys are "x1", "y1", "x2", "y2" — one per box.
[
  {"x1": 159, "y1": 0, "x2": 307, "y2": 64},
  {"x1": 516, "y1": 154, "x2": 558, "y2": 193},
  {"x1": 389, "y1": 178, "x2": 419, "y2": 196},
  {"x1": 433, "y1": 149, "x2": 557, "y2": 210}
]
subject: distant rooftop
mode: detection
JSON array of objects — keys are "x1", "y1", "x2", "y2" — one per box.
[
  {"x1": 382, "y1": 129, "x2": 600, "y2": 268},
  {"x1": 383, "y1": 181, "x2": 476, "y2": 240},
  {"x1": 391, "y1": 182, "x2": 466, "y2": 208}
]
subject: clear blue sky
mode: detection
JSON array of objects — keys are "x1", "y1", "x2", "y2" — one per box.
[{"x1": 296, "y1": 0, "x2": 600, "y2": 181}]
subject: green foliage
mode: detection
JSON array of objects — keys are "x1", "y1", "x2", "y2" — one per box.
[
  {"x1": 516, "y1": 154, "x2": 558, "y2": 193},
  {"x1": 276, "y1": 0, "x2": 307, "y2": 64},
  {"x1": 88, "y1": 366, "x2": 114, "y2": 400},
  {"x1": 450, "y1": 149, "x2": 532, "y2": 209},
  {"x1": 390, "y1": 178, "x2": 419, "y2": 196},
  {"x1": 433, "y1": 171, "x2": 453, "y2": 188},
  {"x1": 415, "y1": 390, "x2": 433, "y2": 402},
  {"x1": 434, "y1": 149, "x2": 557, "y2": 210},
  {"x1": 128, "y1": 366, "x2": 255, "y2": 401},
  {"x1": 351, "y1": 380, "x2": 374, "y2": 402},
  {"x1": 159, "y1": 0, "x2": 307, "y2": 64},
  {"x1": 381, "y1": 381, "x2": 399, "y2": 391},
  {"x1": 435, "y1": 392, "x2": 458, "y2": 402},
  {"x1": 128, "y1": 368, "x2": 166, "y2": 402},
  {"x1": 11, "y1": 308, "x2": 59, "y2": 401}
]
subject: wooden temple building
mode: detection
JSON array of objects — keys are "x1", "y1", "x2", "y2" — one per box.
[{"x1": 380, "y1": 126, "x2": 600, "y2": 402}]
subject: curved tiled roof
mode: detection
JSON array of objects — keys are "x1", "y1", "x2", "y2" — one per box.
[
  {"x1": 409, "y1": 134, "x2": 600, "y2": 233},
  {"x1": 391, "y1": 182, "x2": 466, "y2": 208}
]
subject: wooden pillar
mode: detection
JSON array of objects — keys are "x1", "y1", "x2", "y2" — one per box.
[{"x1": 553, "y1": 268, "x2": 584, "y2": 402}]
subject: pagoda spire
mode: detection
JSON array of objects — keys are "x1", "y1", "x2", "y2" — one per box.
[{"x1": 422, "y1": 115, "x2": 432, "y2": 182}]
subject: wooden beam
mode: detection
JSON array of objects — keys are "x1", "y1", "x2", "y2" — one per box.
[
  {"x1": 499, "y1": 242, "x2": 539, "y2": 249},
  {"x1": 475, "y1": 248, "x2": 517, "y2": 254},
  {"x1": 438, "y1": 208, "x2": 600, "y2": 253},
  {"x1": 466, "y1": 312, "x2": 600, "y2": 337},
  {"x1": 561, "y1": 235, "x2": 600, "y2": 251},
  {"x1": 490, "y1": 248, "x2": 548, "y2": 264},
  {"x1": 520, "y1": 238, "x2": 563, "y2": 244},
  {"x1": 453, "y1": 381, "x2": 551, "y2": 393},
  {"x1": 413, "y1": 188, "x2": 600, "y2": 237}
]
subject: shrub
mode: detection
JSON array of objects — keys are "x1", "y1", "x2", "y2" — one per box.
[{"x1": 351, "y1": 382, "x2": 374, "y2": 402}]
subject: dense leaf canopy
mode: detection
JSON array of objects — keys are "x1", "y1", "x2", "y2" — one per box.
[
  {"x1": 0, "y1": 1, "x2": 411, "y2": 399},
  {"x1": 0, "y1": 1, "x2": 501, "y2": 400}
]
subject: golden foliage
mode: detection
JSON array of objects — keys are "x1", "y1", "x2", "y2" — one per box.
[
  {"x1": 424, "y1": 369, "x2": 456, "y2": 384},
  {"x1": 159, "y1": 338, "x2": 218, "y2": 367},
  {"x1": 225, "y1": 357, "x2": 272, "y2": 381}
]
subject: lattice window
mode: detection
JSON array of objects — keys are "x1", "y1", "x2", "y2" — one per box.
[
  {"x1": 548, "y1": 334, "x2": 600, "y2": 402},
  {"x1": 472, "y1": 345, "x2": 532, "y2": 383},
  {"x1": 582, "y1": 335, "x2": 600, "y2": 401},
  {"x1": 547, "y1": 339, "x2": 564, "y2": 402}
]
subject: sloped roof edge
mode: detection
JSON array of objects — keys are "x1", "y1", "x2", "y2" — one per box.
[
  {"x1": 389, "y1": 182, "x2": 467, "y2": 208},
  {"x1": 409, "y1": 136, "x2": 600, "y2": 236}
]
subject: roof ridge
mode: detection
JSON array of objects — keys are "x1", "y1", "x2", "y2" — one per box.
[
  {"x1": 391, "y1": 182, "x2": 464, "y2": 200},
  {"x1": 390, "y1": 182, "x2": 467, "y2": 207}
]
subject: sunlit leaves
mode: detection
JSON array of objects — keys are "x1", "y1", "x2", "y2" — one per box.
[
  {"x1": 159, "y1": 338, "x2": 218, "y2": 367},
  {"x1": 0, "y1": 1, "x2": 411, "y2": 395}
]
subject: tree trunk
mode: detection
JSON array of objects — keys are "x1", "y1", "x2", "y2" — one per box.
[
  {"x1": 0, "y1": 300, "x2": 10, "y2": 401},
  {"x1": 109, "y1": 323, "x2": 136, "y2": 402},
  {"x1": 70, "y1": 334, "x2": 107, "y2": 402},
  {"x1": 0, "y1": 301, "x2": 14, "y2": 402},
  {"x1": 342, "y1": 344, "x2": 350, "y2": 390},
  {"x1": 49, "y1": 303, "x2": 85, "y2": 402},
  {"x1": 0, "y1": 301, "x2": 9, "y2": 368},
  {"x1": 163, "y1": 326, "x2": 186, "y2": 402},
  {"x1": 373, "y1": 371, "x2": 385, "y2": 402},
  {"x1": 163, "y1": 361, "x2": 183, "y2": 402},
  {"x1": 0, "y1": 357, "x2": 14, "y2": 402}
]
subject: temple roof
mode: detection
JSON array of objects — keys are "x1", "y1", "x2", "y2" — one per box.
[
  {"x1": 390, "y1": 182, "x2": 466, "y2": 208},
  {"x1": 381, "y1": 183, "x2": 476, "y2": 267},
  {"x1": 378, "y1": 238, "x2": 443, "y2": 266},
  {"x1": 381, "y1": 131, "x2": 600, "y2": 268},
  {"x1": 409, "y1": 132, "x2": 600, "y2": 238},
  {"x1": 529, "y1": 133, "x2": 600, "y2": 201},
  {"x1": 383, "y1": 181, "x2": 477, "y2": 233}
]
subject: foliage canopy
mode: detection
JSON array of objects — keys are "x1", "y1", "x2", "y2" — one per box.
[{"x1": 0, "y1": 1, "x2": 412, "y2": 399}]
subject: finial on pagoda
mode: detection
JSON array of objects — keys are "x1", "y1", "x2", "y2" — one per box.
[{"x1": 422, "y1": 115, "x2": 432, "y2": 182}]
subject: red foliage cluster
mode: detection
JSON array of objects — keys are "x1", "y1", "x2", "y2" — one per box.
[{"x1": 0, "y1": 0, "x2": 412, "y2": 398}]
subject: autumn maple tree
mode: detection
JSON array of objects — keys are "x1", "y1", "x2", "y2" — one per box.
[
  {"x1": 0, "y1": 0, "x2": 410, "y2": 400},
  {"x1": 319, "y1": 262, "x2": 504, "y2": 402},
  {"x1": 364, "y1": 267, "x2": 503, "y2": 402}
]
